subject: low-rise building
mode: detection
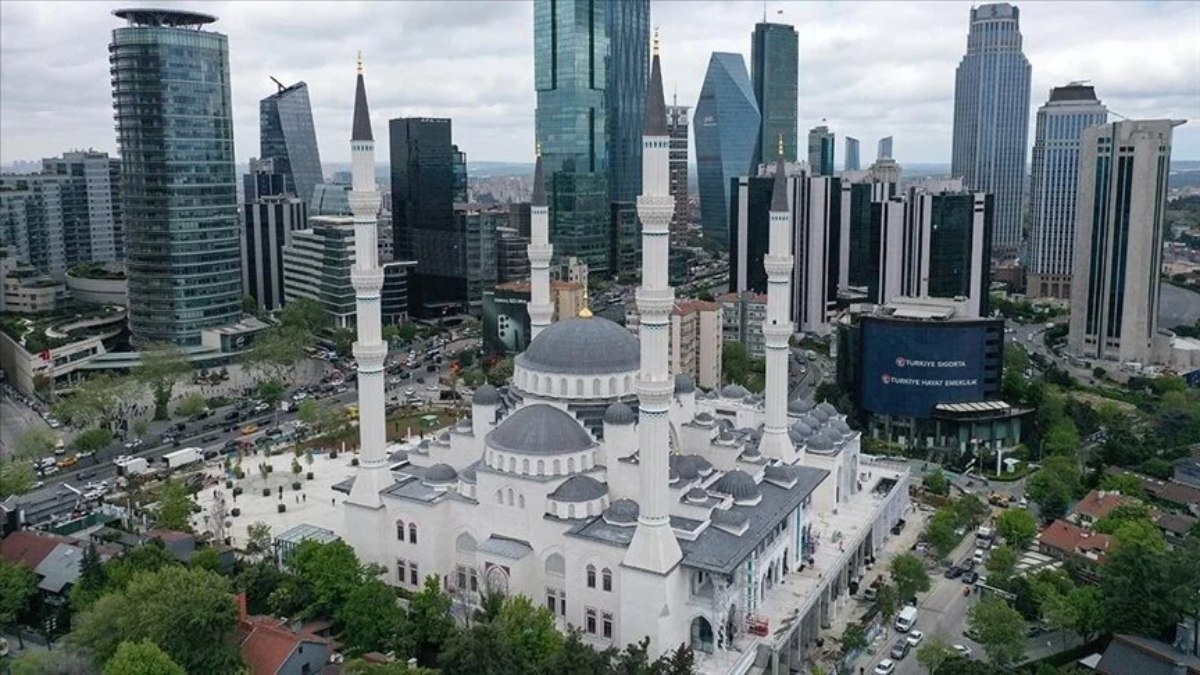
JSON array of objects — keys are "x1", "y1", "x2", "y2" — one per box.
[
  {"x1": 718, "y1": 291, "x2": 767, "y2": 359},
  {"x1": 235, "y1": 593, "x2": 332, "y2": 675},
  {"x1": 1037, "y1": 519, "x2": 1112, "y2": 582},
  {"x1": 670, "y1": 300, "x2": 722, "y2": 390},
  {"x1": 281, "y1": 216, "x2": 356, "y2": 329},
  {"x1": 1069, "y1": 489, "x2": 1132, "y2": 528}
]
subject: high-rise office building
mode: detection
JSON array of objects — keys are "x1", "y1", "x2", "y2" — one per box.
[
  {"x1": 41, "y1": 151, "x2": 123, "y2": 263},
  {"x1": 606, "y1": 0, "x2": 650, "y2": 205},
  {"x1": 259, "y1": 80, "x2": 323, "y2": 205},
  {"x1": 243, "y1": 158, "x2": 287, "y2": 202},
  {"x1": 842, "y1": 174, "x2": 899, "y2": 303},
  {"x1": 111, "y1": 8, "x2": 241, "y2": 346},
  {"x1": 451, "y1": 145, "x2": 468, "y2": 204},
  {"x1": 951, "y1": 2, "x2": 1031, "y2": 258},
  {"x1": 844, "y1": 137, "x2": 860, "y2": 172},
  {"x1": 241, "y1": 193, "x2": 307, "y2": 312},
  {"x1": 0, "y1": 176, "x2": 67, "y2": 277},
  {"x1": 390, "y1": 117, "x2": 465, "y2": 316},
  {"x1": 666, "y1": 103, "x2": 690, "y2": 236},
  {"x1": 457, "y1": 204, "x2": 501, "y2": 313},
  {"x1": 877, "y1": 136, "x2": 893, "y2": 160},
  {"x1": 807, "y1": 125, "x2": 835, "y2": 177},
  {"x1": 496, "y1": 226, "x2": 531, "y2": 284},
  {"x1": 694, "y1": 52, "x2": 759, "y2": 246},
  {"x1": 751, "y1": 21, "x2": 799, "y2": 163},
  {"x1": 282, "y1": 216, "x2": 356, "y2": 329},
  {"x1": 1027, "y1": 83, "x2": 1107, "y2": 300},
  {"x1": 1069, "y1": 120, "x2": 1181, "y2": 365},
  {"x1": 534, "y1": 0, "x2": 611, "y2": 275},
  {"x1": 730, "y1": 171, "x2": 774, "y2": 295}
]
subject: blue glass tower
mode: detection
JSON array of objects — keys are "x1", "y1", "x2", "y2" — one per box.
[
  {"x1": 694, "y1": 52, "x2": 759, "y2": 246},
  {"x1": 260, "y1": 81, "x2": 324, "y2": 205},
  {"x1": 751, "y1": 22, "x2": 798, "y2": 164},
  {"x1": 111, "y1": 8, "x2": 241, "y2": 346},
  {"x1": 606, "y1": 0, "x2": 649, "y2": 204},
  {"x1": 951, "y1": 2, "x2": 1031, "y2": 258}
]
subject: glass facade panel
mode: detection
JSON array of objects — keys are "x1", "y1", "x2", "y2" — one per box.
[
  {"x1": 694, "y1": 53, "x2": 759, "y2": 246},
  {"x1": 751, "y1": 22, "x2": 799, "y2": 164},
  {"x1": 260, "y1": 82, "x2": 324, "y2": 205}
]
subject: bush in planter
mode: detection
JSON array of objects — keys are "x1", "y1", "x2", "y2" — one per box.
[
  {"x1": 292, "y1": 481, "x2": 302, "y2": 491},
  {"x1": 231, "y1": 508, "x2": 241, "y2": 517},
  {"x1": 278, "y1": 504, "x2": 286, "y2": 513},
  {"x1": 233, "y1": 487, "x2": 243, "y2": 497},
  {"x1": 266, "y1": 465, "x2": 274, "y2": 473},
  {"x1": 351, "y1": 457, "x2": 359, "y2": 466},
  {"x1": 235, "y1": 469, "x2": 246, "y2": 480},
  {"x1": 225, "y1": 480, "x2": 233, "y2": 489},
  {"x1": 306, "y1": 472, "x2": 314, "y2": 480},
  {"x1": 330, "y1": 450, "x2": 339, "y2": 460},
  {"x1": 262, "y1": 488, "x2": 271, "y2": 497}
]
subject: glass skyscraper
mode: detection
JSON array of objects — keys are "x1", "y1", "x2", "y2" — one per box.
[
  {"x1": 534, "y1": 0, "x2": 611, "y2": 275},
  {"x1": 844, "y1": 137, "x2": 861, "y2": 171},
  {"x1": 751, "y1": 22, "x2": 798, "y2": 164},
  {"x1": 260, "y1": 81, "x2": 324, "y2": 205},
  {"x1": 111, "y1": 8, "x2": 241, "y2": 346},
  {"x1": 807, "y1": 125, "x2": 835, "y2": 176},
  {"x1": 605, "y1": 0, "x2": 649, "y2": 204},
  {"x1": 694, "y1": 52, "x2": 759, "y2": 246},
  {"x1": 951, "y1": 2, "x2": 1031, "y2": 258},
  {"x1": 1026, "y1": 84, "x2": 1107, "y2": 300}
]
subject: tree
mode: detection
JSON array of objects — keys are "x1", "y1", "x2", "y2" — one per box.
[
  {"x1": 71, "y1": 542, "x2": 108, "y2": 611},
  {"x1": 1094, "y1": 502, "x2": 1154, "y2": 535},
  {"x1": 257, "y1": 379, "x2": 286, "y2": 409},
  {"x1": 841, "y1": 623, "x2": 867, "y2": 654},
  {"x1": 68, "y1": 566, "x2": 242, "y2": 673},
  {"x1": 875, "y1": 583, "x2": 899, "y2": 620},
  {"x1": 297, "y1": 399, "x2": 321, "y2": 426},
  {"x1": 922, "y1": 470, "x2": 951, "y2": 496},
  {"x1": 10, "y1": 648, "x2": 98, "y2": 675},
  {"x1": 290, "y1": 540, "x2": 366, "y2": 620},
  {"x1": 723, "y1": 341, "x2": 750, "y2": 386},
  {"x1": 153, "y1": 479, "x2": 196, "y2": 532},
  {"x1": 291, "y1": 458, "x2": 303, "y2": 476},
  {"x1": 953, "y1": 493, "x2": 990, "y2": 529},
  {"x1": 104, "y1": 542, "x2": 179, "y2": 594},
  {"x1": 438, "y1": 620, "x2": 520, "y2": 674},
  {"x1": 74, "y1": 427, "x2": 114, "y2": 455},
  {"x1": 331, "y1": 327, "x2": 356, "y2": 357},
  {"x1": 242, "y1": 294, "x2": 259, "y2": 314},
  {"x1": 890, "y1": 553, "x2": 931, "y2": 603},
  {"x1": 496, "y1": 595, "x2": 563, "y2": 673},
  {"x1": 1099, "y1": 472, "x2": 1146, "y2": 499},
  {"x1": 538, "y1": 629, "x2": 615, "y2": 675},
  {"x1": 338, "y1": 578, "x2": 409, "y2": 657},
  {"x1": 244, "y1": 327, "x2": 312, "y2": 384},
  {"x1": 925, "y1": 507, "x2": 961, "y2": 560},
  {"x1": 235, "y1": 560, "x2": 287, "y2": 616},
  {"x1": 0, "y1": 459, "x2": 35, "y2": 500},
  {"x1": 486, "y1": 357, "x2": 515, "y2": 387},
  {"x1": 1102, "y1": 519, "x2": 1174, "y2": 636},
  {"x1": 52, "y1": 373, "x2": 125, "y2": 428},
  {"x1": 966, "y1": 597, "x2": 1027, "y2": 666},
  {"x1": 995, "y1": 508, "x2": 1038, "y2": 549},
  {"x1": 174, "y1": 392, "x2": 208, "y2": 419},
  {"x1": 407, "y1": 576, "x2": 455, "y2": 667},
  {"x1": 14, "y1": 427, "x2": 57, "y2": 459},
  {"x1": 245, "y1": 521, "x2": 273, "y2": 557},
  {"x1": 984, "y1": 545, "x2": 1018, "y2": 584},
  {"x1": 1042, "y1": 419, "x2": 1081, "y2": 457},
  {"x1": 917, "y1": 636, "x2": 954, "y2": 675},
  {"x1": 134, "y1": 343, "x2": 190, "y2": 420},
  {"x1": 132, "y1": 419, "x2": 149, "y2": 439},
  {"x1": 104, "y1": 639, "x2": 186, "y2": 675},
  {"x1": 1026, "y1": 455, "x2": 1081, "y2": 521},
  {"x1": 190, "y1": 547, "x2": 222, "y2": 572},
  {"x1": 343, "y1": 660, "x2": 438, "y2": 675},
  {"x1": 280, "y1": 297, "x2": 326, "y2": 334},
  {"x1": 1062, "y1": 585, "x2": 1106, "y2": 642},
  {"x1": 0, "y1": 559, "x2": 37, "y2": 642}
]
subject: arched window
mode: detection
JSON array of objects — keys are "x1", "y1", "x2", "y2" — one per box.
[
  {"x1": 408, "y1": 523, "x2": 418, "y2": 544},
  {"x1": 586, "y1": 564, "x2": 597, "y2": 588},
  {"x1": 518, "y1": 494, "x2": 526, "y2": 509},
  {"x1": 545, "y1": 553, "x2": 566, "y2": 577},
  {"x1": 593, "y1": 378, "x2": 600, "y2": 396},
  {"x1": 553, "y1": 459, "x2": 561, "y2": 475},
  {"x1": 568, "y1": 504, "x2": 576, "y2": 518},
  {"x1": 602, "y1": 568, "x2": 613, "y2": 592},
  {"x1": 559, "y1": 378, "x2": 567, "y2": 395},
  {"x1": 568, "y1": 457, "x2": 576, "y2": 473},
  {"x1": 608, "y1": 377, "x2": 617, "y2": 395},
  {"x1": 496, "y1": 489, "x2": 503, "y2": 503},
  {"x1": 522, "y1": 459, "x2": 530, "y2": 474},
  {"x1": 576, "y1": 379, "x2": 584, "y2": 396},
  {"x1": 625, "y1": 375, "x2": 632, "y2": 391},
  {"x1": 537, "y1": 459, "x2": 545, "y2": 475},
  {"x1": 395, "y1": 519, "x2": 405, "y2": 541},
  {"x1": 456, "y1": 533, "x2": 477, "y2": 554},
  {"x1": 506, "y1": 488, "x2": 514, "y2": 506},
  {"x1": 508, "y1": 457, "x2": 516, "y2": 473}
]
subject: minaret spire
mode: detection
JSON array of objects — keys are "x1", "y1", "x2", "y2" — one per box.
[
  {"x1": 528, "y1": 144, "x2": 553, "y2": 340},
  {"x1": 345, "y1": 56, "x2": 389, "y2": 508},
  {"x1": 624, "y1": 39, "x2": 682, "y2": 575},
  {"x1": 758, "y1": 150, "x2": 796, "y2": 461}
]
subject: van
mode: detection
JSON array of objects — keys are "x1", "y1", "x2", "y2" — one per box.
[
  {"x1": 972, "y1": 549, "x2": 985, "y2": 565},
  {"x1": 895, "y1": 606, "x2": 918, "y2": 633}
]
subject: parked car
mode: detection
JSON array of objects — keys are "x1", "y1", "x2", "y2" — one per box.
[
  {"x1": 890, "y1": 638, "x2": 911, "y2": 660},
  {"x1": 944, "y1": 566, "x2": 964, "y2": 579},
  {"x1": 224, "y1": 410, "x2": 241, "y2": 422},
  {"x1": 963, "y1": 571, "x2": 979, "y2": 585},
  {"x1": 906, "y1": 630, "x2": 925, "y2": 648},
  {"x1": 873, "y1": 659, "x2": 896, "y2": 675},
  {"x1": 952, "y1": 644, "x2": 972, "y2": 659}
]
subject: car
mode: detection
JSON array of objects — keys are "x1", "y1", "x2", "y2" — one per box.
[
  {"x1": 416, "y1": 377, "x2": 425, "y2": 384},
  {"x1": 124, "y1": 437, "x2": 144, "y2": 449},
  {"x1": 241, "y1": 424, "x2": 259, "y2": 435},
  {"x1": 427, "y1": 384, "x2": 439, "y2": 392},
  {"x1": 952, "y1": 644, "x2": 972, "y2": 658},
  {"x1": 944, "y1": 566, "x2": 964, "y2": 579},
  {"x1": 873, "y1": 659, "x2": 896, "y2": 675},
  {"x1": 46, "y1": 417, "x2": 62, "y2": 429},
  {"x1": 405, "y1": 387, "x2": 416, "y2": 396},
  {"x1": 174, "y1": 422, "x2": 187, "y2": 432},
  {"x1": 223, "y1": 440, "x2": 241, "y2": 451},
  {"x1": 265, "y1": 427, "x2": 283, "y2": 438},
  {"x1": 1018, "y1": 496, "x2": 1028, "y2": 508},
  {"x1": 77, "y1": 471, "x2": 95, "y2": 481},
  {"x1": 293, "y1": 391, "x2": 308, "y2": 401},
  {"x1": 963, "y1": 570, "x2": 979, "y2": 585},
  {"x1": 203, "y1": 449, "x2": 219, "y2": 461},
  {"x1": 972, "y1": 549, "x2": 986, "y2": 565},
  {"x1": 253, "y1": 403, "x2": 271, "y2": 414},
  {"x1": 890, "y1": 638, "x2": 911, "y2": 659},
  {"x1": 426, "y1": 364, "x2": 437, "y2": 372},
  {"x1": 906, "y1": 630, "x2": 925, "y2": 648},
  {"x1": 57, "y1": 456, "x2": 78, "y2": 469},
  {"x1": 200, "y1": 433, "x2": 218, "y2": 443},
  {"x1": 224, "y1": 410, "x2": 241, "y2": 422}
]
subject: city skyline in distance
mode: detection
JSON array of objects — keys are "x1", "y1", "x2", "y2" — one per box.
[{"x1": 1, "y1": 0, "x2": 1197, "y2": 167}]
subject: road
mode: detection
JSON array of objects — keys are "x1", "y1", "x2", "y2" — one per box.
[
  {"x1": 1, "y1": 394, "x2": 55, "y2": 460},
  {"x1": 789, "y1": 348, "x2": 829, "y2": 402}
]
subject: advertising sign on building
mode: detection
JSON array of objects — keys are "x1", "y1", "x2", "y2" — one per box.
[{"x1": 860, "y1": 318, "x2": 990, "y2": 417}]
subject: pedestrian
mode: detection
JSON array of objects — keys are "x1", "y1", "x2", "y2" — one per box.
[
  {"x1": 332, "y1": 497, "x2": 336, "y2": 506},
  {"x1": 302, "y1": 493, "x2": 306, "y2": 503}
]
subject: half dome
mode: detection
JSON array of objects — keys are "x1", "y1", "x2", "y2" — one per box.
[
  {"x1": 486, "y1": 404, "x2": 596, "y2": 456},
  {"x1": 518, "y1": 317, "x2": 639, "y2": 376}
]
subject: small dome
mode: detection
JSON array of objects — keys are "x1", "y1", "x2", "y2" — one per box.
[
  {"x1": 459, "y1": 463, "x2": 478, "y2": 484},
  {"x1": 549, "y1": 475, "x2": 608, "y2": 502},
  {"x1": 603, "y1": 499, "x2": 639, "y2": 525},
  {"x1": 810, "y1": 407, "x2": 830, "y2": 423},
  {"x1": 455, "y1": 417, "x2": 472, "y2": 431},
  {"x1": 717, "y1": 429, "x2": 735, "y2": 443},
  {"x1": 711, "y1": 508, "x2": 749, "y2": 531},
  {"x1": 674, "y1": 455, "x2": 701, "y2": 481},
  {"x1": 518, "y1": 317, "x2": 639, "y2": 376},
  {"x1": 788, "y1": 399, "x2": 814, "y2": 414},
  {"x1": 437, "y1": 430, "x2": 451, "y2": 443},
  {"x1": 486, "y1": 404, "x2": 596, "y2": 456},
  {"x1": 694, "y1": 412, "x2": 715, "y2": 426},
  {"x1": 710, "y1": 470, "x2": 760, "y2": 501},
  {"x1": 473, "y1": 384, "x2": 501, "y2": 406},
  {"x1": 741, "y1": 443, "x2": 762, "y2": 460},
  {"x1": 742, "y1": 394, "x2": 757, "y2": 405},
  {"x1": 424, "y1": 463, "x2": 457, "y2": 484},
  {"x1": 807, "y1": 432, "x2": 835, "y2": 452},
  {"x1": 685, "y1": 487, "x2": 708, "y2": 504},
  {"x1": 721, "y1": 384, "x2": 749, "y2": 399},
  {"x1": 693, "y1": 456, "x2": 714, "y2": 476},
  {"x1": 817, "y1": 401, "x2": 838, "y2": 417},
  {"x1": 603, "y1": 401, "x2": 636, "y2": 426},
  {"x1": 798, "y1": 414, "x2": 822, "y2": 430},
  {"x1": 789, "y1": 421, "x2": 815, "y2": 443},
  {"x1": 674, "y1": 374, "x2": 695, "y2": 394},
  {"x1": 830, "y1": 418, "x2": 852, "y2": 437}
]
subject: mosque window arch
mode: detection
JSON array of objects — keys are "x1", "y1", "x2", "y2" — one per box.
[
  {"x1": 593, "y1": 379, "x2": 600, "y2": 396},
  {"x1": 624, "y1": 375, "x2": 632, "y2": 390},
  {"x1": 522, "y1": 459, "x2": 530, "y2": 474},
  {"x1": 576, "y1": 379, "x2": 584, "y2": 396},
  {"x1": 560, "y1": 378, "x2": 567, "y2": 395},
  {"x1": 506, "y1": 488, "x2": 514, "y2": 506},
  {"x1": 602, "y1": 568, "x2": 613, "y2": 592},
  {"x1": 608, "y1": 376, "x2": 617, "y2": 395},
  {"x1": 495, "y1": 489, "x2": 503, "y2": 503},
  {"x1": 537, "y1": 459, "x2": 545, "y2": 475},
  {"x1": 568, "y1": 457, "x2": 576, "y2": 473},
  {"x1": 586, "y1": 564, "x2": 597, "y2": 588},
  {"x1": 553, "y1": 459, "x2": 561, "y2": 474},
  {"x1": 545, "y1": 553, "x2": 566, "y2": 577},
  {"x1": 395, "y1": 519, "x2": 405, "y2": 541},
  {"x1": 568, "y1": 504, "x2": 576, "y2": 518},
  {"x1": 518, "y1": 494, "x2": 526, "y2": 509},
  {"x1": 408, "y1": 523, "x2": 418, "y2": 544},
  {"x1": 508, "y1": 457, "x2": 516, "y2": 473},
  {"x1": 456, "y1": 532, "x2": 477, "y2": 554}
]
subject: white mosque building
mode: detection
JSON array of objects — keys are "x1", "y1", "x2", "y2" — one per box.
[{"x1": 341, "y1": 46, "x2": 910, "y2": 675}]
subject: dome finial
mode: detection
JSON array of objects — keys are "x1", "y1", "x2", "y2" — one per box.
[
  {"x1": 357, "y1": 51, "x2": 363, "y2": 75},
  {"x1": 578, "y1": 274, "x2": 593, "y2": 318}
]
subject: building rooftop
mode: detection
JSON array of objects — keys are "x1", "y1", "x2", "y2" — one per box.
[
  {"x1": 1072, "y1": 490, "x2": 1131, "y2": 521},
  {"x1": 1038, "y1": 520, "x2": 1112, "y2": 563},
  {"x1": 1096, "y1": 634, "x2": 1200, "y2": 675},
  {"x1": 113, "y1": 7, "x2": 217, "y2": 27}
]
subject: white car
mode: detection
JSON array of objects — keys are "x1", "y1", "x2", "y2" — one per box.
[
  {"x1": 426, "y1": 384, "x2": 440, "y2": 392},
  {"x1": 953, "y1": 644, "x2": 972, "y2": 658},
  {"x1": 906, "y1": 630, "x2": 925, "y2": 647},
  {"x1": 405, "y1": 387, "x2": 415, "y2": 396},
  {"x1": 873, "y1": 659, "x2": 896, "y2": 675}
]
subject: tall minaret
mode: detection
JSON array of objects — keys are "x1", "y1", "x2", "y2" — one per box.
[
  {"x1": 528, "y1": 150, "x2": 553, "y2": 340},
  {"x1": 345, "y1": 55, "x2": 390, "y2": 509},
  {"x1": 624, "y1": 33, "x2": 682, "y2": 574},
  {"x1": 758, "y1": 142, "x2": 797, "y2": 462}
]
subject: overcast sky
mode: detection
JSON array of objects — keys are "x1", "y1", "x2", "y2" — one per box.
[{"x1": 2, "y1": 1, "x2": 1197, "y2": 169}]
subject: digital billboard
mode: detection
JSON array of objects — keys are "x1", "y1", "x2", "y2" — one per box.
[{"x1": 859, "y1": 318, "x2": 991, "y2": 417}]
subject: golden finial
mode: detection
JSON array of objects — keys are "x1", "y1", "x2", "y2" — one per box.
[
  {"x1": 578, "y1": 275, "x2": 593, "y2": 318},
  {"x1": 778, "y1": 133, "x2": 784, "y2": 157},
  {"x1": 356, "y1": 51, "x2": 363, "y2": 75},
  {"x1": 652, "y1": 27, "x2": 660, "y2": 57}
]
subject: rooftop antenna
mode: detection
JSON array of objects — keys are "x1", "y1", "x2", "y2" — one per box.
[{"x1": 269, "y1": 76, "x2": 285, "y2": 93}]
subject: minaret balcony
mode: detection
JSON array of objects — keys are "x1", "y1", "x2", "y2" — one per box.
[
  {"x1": 636, "y1": 287, "x2": 675, "y2": 316},
  {"x1": 348, "y1": 192, "x2": 379, "y2": 214},
  {"x1": 351, "y1": 268, "x2": 384, "y2": 293},
  {"x1": 763, "y1": 256, "x2": 793, "y2": 277}
]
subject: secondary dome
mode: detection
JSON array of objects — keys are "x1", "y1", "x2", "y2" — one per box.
[
  {"x1": 473, "y1": 384, "x2": 501, "y2": 406},
  {"x1": 424, "y1": 463, "x2": 457, "y2": 485},
  {"x1": 603, "y1": 401, "x2": 636, "y2": 425},
  {"x1": 518, "y1": 317, "x2": 639, "y2": 375},
  {"x1": 486, "y1": 404, "x2": 596, "y2": 456},
  {"x1": 604, "y1": 499, "x2": 639, "y2": 525},
  {"x1": 720, "y1": 384, "x2": 749, "y2": 399},
  {"x1": 710, "y1": 470, "x2": 760, "y2": 501},
  {"x1": 788, "y1": 399, "x2": 814, "y2": 414},
  {"x1": 549, "y1": 475, "x2": 608, "y2": 502}
]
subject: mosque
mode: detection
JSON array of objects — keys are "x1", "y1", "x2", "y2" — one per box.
[{"x1": 341, "y1": 44, "x2": 910, "y2": 675}]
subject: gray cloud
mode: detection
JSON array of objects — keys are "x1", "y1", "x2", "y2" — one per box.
[{"x1": 1, "y1": 0, "x2": 1196, "y2": 168}]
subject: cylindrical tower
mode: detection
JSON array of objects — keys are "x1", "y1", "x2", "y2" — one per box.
[
  {"x1": 759, "y1": 147, "x2": 797, "y2": 462},
  {"x1": 528, "y1": 152, "x2": 553, "y2": 339}
]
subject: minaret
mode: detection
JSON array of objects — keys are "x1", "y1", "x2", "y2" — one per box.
[
  {"x1": 528, "y1": 149, "x2": 553, "y2": 340},
  {"x1": 624, "y1": 33, "x2": 682, "y2": 574},
  {"x1": 345, "y1": 55, "x2": 390, "y2": 509},
  {"x1": 758, "y1": 140, "x2": 797, "y2": 462}
]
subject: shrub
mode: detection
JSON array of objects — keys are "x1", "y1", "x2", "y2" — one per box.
[
  {"x1": 225, "y1": 480, "x2": 233, "y2": 489},
  {"x1": 292, "y1": 482, "x2": 301, "y2": 491},
  {"x1": 351, "y1": 458, "x2": 359, "y2": 467},
  {"x1": 231, "y1": 508, "x2": 241, "y2": 517},
  {"x1": 277, "y1": 504, "x2": 286, "y2": 513},
  {"x1": 232, "y1": 487, "x2": 243, "y2": 497},
  {"x1": 262, "y1": 488, "x2": 271, "y2": 497},
  {"x1": 306, "y1": 472, "x2": 314, "y2": 480}
]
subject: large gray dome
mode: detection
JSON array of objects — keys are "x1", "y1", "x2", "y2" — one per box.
[
  {"x1": 518, "y1": 317, "x2": 639, "y2": 375},
  {"x1": 603, "y1": 401, "x2": 636, "y2": 425},
  {"x1": 550, "y1": 475, "x2": 608, "y2": 502},
  {"x1": 486, "y1": 404, "x2": 596, "y2": 456},
  {"x1": 424, "y1": 463, "x2": 457, "y2": 484},
  {"x1": 788, "y1": 399, "x2": 814, "y2": 414},
  {"x1": 789, "y1": 420, "x2": 815, "y2": 443},
  {"x1": 720, "y1": 384, "x2": 749, "y2": 399},
  {"x1": 816, "y1": 401, "x2": 839, "y2": 417}
]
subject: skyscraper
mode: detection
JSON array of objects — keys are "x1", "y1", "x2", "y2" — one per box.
[
  {"x1": 666, "y1": 103, "x2": 690, "y2": 236},
  {"x1": 534, "y1": 0, "x2": 611, "y2": 275},
  {"x1": 390, "y1": 117, "x2": 464, "y2": 316},
  {"x1": 242, "y1": 193, "x2": 306, "y2": 312},
  {"x1": 898, "y1": 185, "x2": 994, "y2": 318},
  {"x1": 950, "y1": 2, "x2": 1031, "y2": 258},
  {"x1": 807, "y1": 125, "x2": 834, "y2": 176},
  {"x1": 1027, "y1": 83, "x2": 1107, "y2": 299},
  {"x1": 694, "y1": 52, "x2": 759, "y2": 246},
  {"x1": 877, "y1": 136, "x2": 894, "y2": 160},
  {"x1": 1069, "y1": 120, "x2": 1182, "y2": 365},
  {"x1": 260, "y1": 80, "x2": 323, "y2": 205},
  {"x1": 111, "y1": 8, "x2": 241, "y2": 346},
  {"x1": 751, "y1": 21, "x2": 799, "y2": 163},
  {"x1": 844, "y1": 137, "x2": 860, "y2": 172},
  {"x1": 41, "y1": 151, "x2": 123, "y2": 263},
  {"x1": 606, "y1": 0, "x2": 650, "y2": 205}
]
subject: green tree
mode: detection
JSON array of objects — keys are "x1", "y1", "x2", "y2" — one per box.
[
  {"x1": 486, "y1": 357, "x2": 515, "y2": 387},
  {"x1": 190, "y1": 547, "x2": 222, "y2": 572},
  {"x1": 967, "y1": 596, "x2": 1028, "y2": 666},
  {"x1": 291, "y1": 457, "x2": 303, "y2": 476},
  {"x1": 343, "y1": 660, "x2": 438, "y2": 675},
  {"x1": 53, "y1": 373, "x2": 128, "y2": 428},
  {"x1": 723, "y1": 341, "x2": 750, "y2": 386},
  {"x1": 68, "y1": 566, "x2": 242, "y2": 673},
  {"x1": 925, "y1": 507, "x2": 961, "y2": 560},
  {"x1": 538, "y1": 629, "x2": 615, "y2": 675},
  {"x1": 953, "y1": 493, "x2": 990, "y2": 529},
  {"x1": 280, "y1": 297, "x2": 326, "y2": 333},
  {"x1": 235, "y1": 560, "x2": 287, "y2": 616},
  {"x1": 132, "y1": 418, "x2": 149, "y2": 439},
  {"x1": 74, "y1": 427, "x2": 114, "y2": 455},
  {"x1": 407, "y1": 576, "x2": 455, "y2": 667},
  {"x1": 10, "y1": 648, "x2": 98, "y2": 675},
  {"x1": 1042, "y1": 418, "x2": 1081, "y2": 457},
  {"x1": 875, "y1": 583, "x2": 899, "y2": 620},
  {"x1": 104, "y1": 639, "x2": 186, "y2": 675},
  {"x1": 0, "y1": 559, "x2": 37, "y2": 642},
  {"x1": 1102, "y1": 519, "x2": 1174, "y2": 636},
  {"x1": 70, "y1": 542, "x2": 108, "y2": 611},
  {"x1": 153, "y1": 479, "x2": 195, "y2": 532},
  {"x1": 14, "y1": 427, "x2": 57, "y2": 459},
  {"x1": 242, "y1": 294, "x2": 259, "y2": 315},
  {"x1": 104, "y1": 541, "x2": 179, "y2": 594},
  {"x1": 331, "y1": 327, "x2": 356, "y2": 357},
  {"x1": 290, "y1": 540, "x2": 366, "y2": 620},
  {"x1": 134, "y1": 342, "x2": 191, "y2": 420},
  {"x1": 1061, "y1": 585, "x2": 1106, "y2": 642},
  {"x1": 0, "y1": 459, "x2": 36, "y2": 500},
  {"x1": 244, "y1": 326, "x2": 312, "y2": 384},
  {"x1": 917, "y1": 636, "x2": 954, "y2": 675},
  {"x1": 1094, "y1": 502, "x2": 1154, "y2": 534},
  {"x1": 922, "y1": 470, "x2": 950, "y2": 496},
  {"x1": 297, "y1": 399, "x2": 321, "y2": 426},
  {"x1": 1099, "y1": 472, "x2": 1146, "y2": 499},
  {"x1": 257, "y1": 378, "x2": 286, "y2": 409},
  {"x1": 174, "y1": 392, "x2": 208, "y2": 419},
  {"x1": 985, "y1": 545, "x2": 1018, "y2": 584},
  {"x1": 890, "y1": 553, "x2": 931, "y2": 603},
  {"x1": 841, "y1": 623, "x2": 867, "y2": 653},
  {"x1": 1026, "y1": 455, "x2": 1081, "y2": 521},
  {"x1": 496, "y1": 595, "x2": 564, "y2": 672},
  {"x1": 338, "y1": 578, "x2": 409, "y2": 657},
  {"x1": 438, "y1": 620, "x2": 519, "y2": 674},
  {"x1": 245, "y1": 521, "x2": 273, "y2": 557},
  {"x1": 995, "y1": 508, "x2": 1038, "y2": 549}
]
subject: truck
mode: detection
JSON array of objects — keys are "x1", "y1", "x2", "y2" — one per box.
[
  {"x1": 163, "y1": 447, "x2": 201, "y2": 470},
  {"x1": 114, "y1": 456, "x2": 150, "y2": 477}
]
